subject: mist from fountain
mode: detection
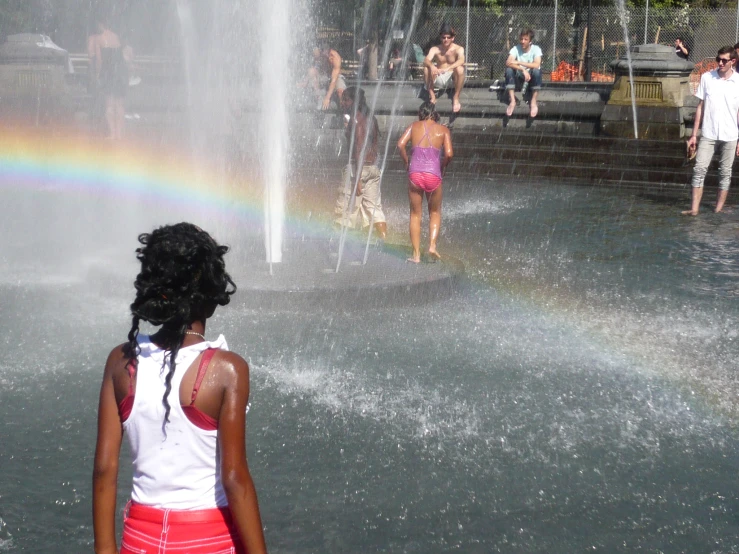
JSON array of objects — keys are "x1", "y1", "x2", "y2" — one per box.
[{"x1": 174, "y1": 0, "x2": 304, "y2": 265}]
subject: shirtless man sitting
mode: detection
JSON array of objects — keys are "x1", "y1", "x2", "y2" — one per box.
[
  {"x1": 301, "y1": 45, "x2": 347, "y2": 110},
  {"x1": 423, "y1": 24, "x2": 466, "y2": 113}
]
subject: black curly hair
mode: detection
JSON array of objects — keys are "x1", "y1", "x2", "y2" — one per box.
[
  {"x1": 123, "y1": 222, "x2": 236, "y2": 424},
  {"x1": 418, "y1": 101, "x2": 439, "y2": 122}
]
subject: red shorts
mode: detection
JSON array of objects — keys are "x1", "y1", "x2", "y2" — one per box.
[
  {"x1": 121, "y1": 502, "x2": 245, "y2": 554},
  {"x1": 409, "y1": 172, "x2": 442, "y2": 193}
]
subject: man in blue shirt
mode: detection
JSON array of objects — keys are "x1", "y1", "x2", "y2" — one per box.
[{"x1": 505, "y1": 29, "x2": 543, "y2": 118}]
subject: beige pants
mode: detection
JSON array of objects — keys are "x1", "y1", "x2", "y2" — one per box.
[{"x1": 335, "y1": 164, "x2": 386, "y2": 228}]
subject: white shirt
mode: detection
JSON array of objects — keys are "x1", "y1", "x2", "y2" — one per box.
[
  {"x1": 124, "y1": 334, "x2": 230, "y2": 509},
  {"x1": 695, "y1": 69, "x2": 739, "y2": 141}
]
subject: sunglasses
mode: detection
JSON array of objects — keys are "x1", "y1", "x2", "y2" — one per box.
[
  {"x1": 440, "y1": 35, "x2": 454, "y2": 40},
  {"x1": 716, "y1": 57, "x2": 733, "y2": 65}
]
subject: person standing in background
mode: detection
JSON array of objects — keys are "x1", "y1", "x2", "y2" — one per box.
[
  {"x1": 335, "y1": 87, "x2": 387, "y2": 239},
  {"x1": 682, "y1": 47, "x2": 739, "y2": 215},
  {"x1": 675, "y1": 38, "x2": 690, "y2": 60},
  {"x1": 87, "y1": 15, "x2": 128, "y2": 139}
]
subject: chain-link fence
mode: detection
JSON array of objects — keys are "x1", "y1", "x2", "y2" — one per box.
[{"x1": 315, "y1": 5, "x2": 739, "y2": 81}]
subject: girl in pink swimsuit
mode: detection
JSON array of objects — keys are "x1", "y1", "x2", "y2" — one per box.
[{"x1": 397, "y1": 102, "x2": 454, "y2": 263}]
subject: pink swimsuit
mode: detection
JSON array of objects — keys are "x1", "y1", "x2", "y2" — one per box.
[{"x1": 408, "y1": 121, "x2": 443, "y2": 193}]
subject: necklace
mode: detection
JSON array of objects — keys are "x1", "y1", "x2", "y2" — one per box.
[{"x1": 185, "y1": 330, "x2": 206, "y2": 340}]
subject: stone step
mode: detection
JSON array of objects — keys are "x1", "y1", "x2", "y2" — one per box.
[
  {"x1": 442, "y1": 144, "x2": 686, "y2": 168},
  {"x1": 445, "y1": 132, "x2": 685, "y2": 152},
  {"x1": 295, "y1": 151, "x2": 737, "y2": 188}
]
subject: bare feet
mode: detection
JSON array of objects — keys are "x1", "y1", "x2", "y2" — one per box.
[
  {"x1": 681, "y1": 210, "x2": 699, "y2": 216},
  {"x1": 453, "y1": 98, "x2": 461, "y2": 113},
  {"x1": 407, "y1": 256, "x2": 420, "y2": 264},
  {"x1": 714, "y1": 207, "x2": 724, "y2": 213},
  {"x1": 506, "y1": 102, "x2": 515, "y2": 117},
  {"x1": 428, "y1": 250, "x2": 441, "y2": 262},
  {"x1": 529, "y1": 102, "x2": 538, "y2": 118}
]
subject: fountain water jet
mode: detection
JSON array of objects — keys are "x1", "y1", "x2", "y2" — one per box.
[
  {"x1": 616, "y1": 0, "x2": 639, "y2": 139},
  {"x1": 258, "y1": 0, "x2": 289, "y2": 266},
  {"x1": 175, "y1": 0, "x2": 291, "y2": 265}
]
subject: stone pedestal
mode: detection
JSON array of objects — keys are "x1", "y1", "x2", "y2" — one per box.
[
  {"x1": 600, "y1": 44, "x2": 694, "y2": 139},
  {"x1": 0, "y1": 34, "x2": 73, "y2": 122}
]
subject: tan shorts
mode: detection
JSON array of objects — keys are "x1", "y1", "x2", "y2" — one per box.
[
  {"x1": 432, "y1": 70, "x2": 454, "y2": 91},
  {"x1": 319, "y1": 74, "x2": 347, "y2": 93},
  {"x1": 335, "y1": 164, "x2": 386, "y2": 228}
]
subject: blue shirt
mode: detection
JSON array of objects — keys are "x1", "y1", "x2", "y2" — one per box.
[{"x1": 508, "y1": 44, "x2": 543, "y2": 66}]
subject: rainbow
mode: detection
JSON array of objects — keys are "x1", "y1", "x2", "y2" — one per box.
[
  {"x1": 0, "y1": 126, "x2": 337, "y2": 237},
  {"x1": 0, "y1": 127, "x2": 259, "y2": 211}
]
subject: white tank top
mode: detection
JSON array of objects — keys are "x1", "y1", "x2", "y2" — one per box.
[{"x1": 123, "y1": 334, "x2": 229, "y2": 509}]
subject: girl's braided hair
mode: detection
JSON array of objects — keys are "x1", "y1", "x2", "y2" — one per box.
[{"x1": 123, "y1": 222, "x2": 236, "y2": 424}]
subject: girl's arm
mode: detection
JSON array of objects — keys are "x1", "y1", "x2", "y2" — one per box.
[
  {"x1": 397, "y1": 125, "x2": 413, "y2": 168},
  {"x1": 92, "y1": 348, "x2": 125, "y2": 554},
  {"x1": 218, "y1": 352, "x2": 268, "y2": 554}
]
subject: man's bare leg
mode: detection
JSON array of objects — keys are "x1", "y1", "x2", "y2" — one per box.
[
  {"x1": 682, "y1": 186, "x2": 703, "y2": 215},
  {"x1": 427, "y1": 186, "x2": 443, "y2": 260},
  {"x1": 423, "y1": 66, "x2": 437, "y2": 104},
  {"x1": 715, "y1": 189, "x2": 729, "y2": 213},
  {"x1": 506, "y1": 88, "x2": 516, "y2": 117},
  {"x1": 115, "y1": 98, "x2": 125, "y2": 140},
  {"x1": 374, "y1": 221, "x2": 387, "y2": 240},
  {"x1": 529, "y1": 90, "x2": 539, "y2": 118},
  {"x1": 451, "y1": 66, "x2": 465, "y2": 113},
  {"x1": 104, "y1": 96, "x2": 115, "y2": 139}
]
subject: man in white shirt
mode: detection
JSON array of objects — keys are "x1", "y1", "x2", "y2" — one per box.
[
  {"x1": 505, "y1": 29, "x2": 543, "y2": 118},
  {"x1": 683, "y1": 46, "x2": 739, "y2": 215}
]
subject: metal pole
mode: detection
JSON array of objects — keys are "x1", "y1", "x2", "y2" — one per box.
[
  {"x1": 553, "y1": 0, "x2": 558, "y2": 72},
  {"x1": 585, "y1": 0, "x2": 592, "y2": 81},
  {"x1": 572, "y1": 0, "x2": 581, "y2": 70},
  {"x1": 466, "y1": 0, "x2": 470, "y2": 64},
  {"x1": 644, "y1": 0, "x2": 649, "y2": 45}
]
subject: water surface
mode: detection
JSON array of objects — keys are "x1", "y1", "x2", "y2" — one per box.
[{"x1": 1, "y1": 175, "x2": 737, "y2": 552}]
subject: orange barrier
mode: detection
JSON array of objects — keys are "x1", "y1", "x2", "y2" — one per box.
[
  {"x1": 549, "y1": 61, "x2": 614, "y2": 82},
  {"x1": 550, "y1": 61, "x2": 579, "y2": 81},
  {"x1": 690, "y1": 57, "x2": 718, "y2": 94}
]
